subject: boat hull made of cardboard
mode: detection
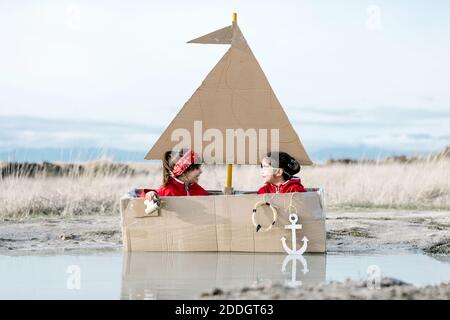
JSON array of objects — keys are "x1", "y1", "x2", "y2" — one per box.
[{"x1": 120, "y1": 189, "x2": 326, "y2": 253}]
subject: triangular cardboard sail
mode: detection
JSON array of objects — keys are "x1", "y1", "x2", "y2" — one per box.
[{"x1": 146, "y1": 20, "x2": 312, "y2": 165}]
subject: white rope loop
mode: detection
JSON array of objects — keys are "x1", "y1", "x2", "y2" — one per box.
[{"x1": 251, "y1": 200, "x2": 278, "y2": 232}]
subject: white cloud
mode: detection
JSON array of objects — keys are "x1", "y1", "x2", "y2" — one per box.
[
  {"x1": 0, "y1": 116, "x2": 161, "y2": 151},
  {"x1": 361, "y1": 133, "x2": 450, "y2": 152}
]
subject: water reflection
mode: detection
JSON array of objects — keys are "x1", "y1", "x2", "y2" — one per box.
[
  {"x1": 0, "y1": 251, "x2": 448, "y2": 299},
  {"x1": 282, "y1": 254, "x2": 309, "y2": 287},
  {"x1": 121, "y1": 252, "x2": 326, "y2": 300}
]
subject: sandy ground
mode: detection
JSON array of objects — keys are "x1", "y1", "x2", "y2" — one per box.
[
  {"x1": 0, "y1": 215, "x2": 122, "y2": 254},
  {"x1": 0, "y1": 209, "x2": 448, "y2": 254},
  {"x1": 201, "y1": 278, "x2": 450, "y2": 300},
  {"x1": 326, "y1": 210, "x2": 450, "y2": 254},
  {"x1": 0, "y1": 210, "x2": 448, "y2": 299}
]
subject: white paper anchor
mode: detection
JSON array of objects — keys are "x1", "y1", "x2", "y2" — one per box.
[
  {"x1": 281, "y1": 254, "x2": 309, "y2": 288},
  {"x1": 281, "y1": 213, "x2": 308, "y2": 255}
]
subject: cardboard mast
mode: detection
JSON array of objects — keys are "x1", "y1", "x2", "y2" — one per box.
[{"x1": 145, "y1": 13, "x2": 312, "y2": 190}]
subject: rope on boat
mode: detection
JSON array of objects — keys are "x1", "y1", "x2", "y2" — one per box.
[
  {"x1": 251, "y1": 193, "x2": 300, "y2": 232},
  {"x1": 252, "y1": 194, "x2": 278, "y2": 232}
]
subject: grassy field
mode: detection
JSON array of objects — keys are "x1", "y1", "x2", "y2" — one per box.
[{"x1": 0, "y1": 155, "x2": 449, "y2": 219}]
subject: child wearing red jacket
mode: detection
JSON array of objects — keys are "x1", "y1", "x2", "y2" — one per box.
[
  {"x1": 142, "y1": 149, "x2": 208, "y2": 199},
  {"x1": 257, "y1": 152, "x2": 306, "y2": 194}
]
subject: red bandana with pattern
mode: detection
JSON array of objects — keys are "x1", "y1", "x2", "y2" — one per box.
[{"x1": 172, "y1": 149, "x2": 199, "y2": 176}]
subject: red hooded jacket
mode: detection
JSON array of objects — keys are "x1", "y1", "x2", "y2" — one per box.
[
  {"x1": 140, "y1": 176, "x2": 208, "y2": 197},
  {"x1": 257, "y1": 177, "x2": 306, "y2": 194}
]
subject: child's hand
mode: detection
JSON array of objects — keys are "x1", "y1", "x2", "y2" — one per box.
[{"x1": 145, "y1": 191, "x2": 157, "y2": 201}]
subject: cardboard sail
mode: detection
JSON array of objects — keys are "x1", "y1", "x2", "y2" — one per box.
[{"x1": 146, "y1": 20, "x2": 312, "y2": 165}]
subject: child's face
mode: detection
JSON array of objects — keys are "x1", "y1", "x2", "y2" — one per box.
[
  {"x1": 182, "y1": 167, "x2": 202, "y2": 185},
  {"x1": 260, "y1": 158, "x2": 283, "y2": 184}
]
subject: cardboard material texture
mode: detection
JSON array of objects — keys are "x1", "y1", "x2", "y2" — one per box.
[
  {"x1": 145, "y1": 20, "x2": 312, "y2": 165},
  {"x1": 121, "y1": 190, "x2": 326, "y2": 253}
]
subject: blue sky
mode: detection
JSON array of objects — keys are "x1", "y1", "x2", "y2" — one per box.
[{"x1": 0, "y1": 0, "x2": 449, "y2": 161}]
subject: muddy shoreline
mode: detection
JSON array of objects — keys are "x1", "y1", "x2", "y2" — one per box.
[
  {"x1": 201, "y1": 278, "x2": 450, "y2": 300},
  {"x1": 1, "y1": 209, "x2": 448, "y2": 255}
]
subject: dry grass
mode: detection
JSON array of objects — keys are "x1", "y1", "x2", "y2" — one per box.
[
  {"x1": 0, "y1": 158, "x2": 449, "y2": 219},
  {"x1": 301, "y1": 159, "x2": 450, "y2": 210},
  {"x1": 0, "y1": 161, "x2": 160, "y2": 219}
]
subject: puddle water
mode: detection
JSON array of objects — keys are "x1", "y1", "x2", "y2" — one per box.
[{"x1": 0, "y1": 251, "x2": 449, "y2": 299}]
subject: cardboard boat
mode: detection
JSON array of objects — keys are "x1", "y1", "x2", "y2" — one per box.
[
  {"x1": 121, "y1": 189, "x2": 325, "y2": 253},
  {"x1": 121, "y1": 13, "x2": 326, "y2": 253}
]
